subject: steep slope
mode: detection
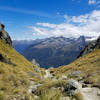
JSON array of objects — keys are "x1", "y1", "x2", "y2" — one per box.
[
  {"x1": 51, "y1": 37, "x2": 100, "y2": 88},
  {"x1": 28, "y1": 37, "x2": 100, "y2": 100},
  {"x1": 78, "y1": 36, "x2": 100, "y2": 58},
  {"x1": 0, "y1": 24, "x2": 43, "y2": 100},
  {"x1": 22, "y1": 36, "x2": 87, "y2": 68}
]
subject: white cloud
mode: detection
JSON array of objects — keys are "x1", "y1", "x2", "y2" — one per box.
[
  {"x1": 88, "y1": 0, "x2": 100, "y2": 6},
  {"x1": 0, "y1": 6, "x2": 52, "y2": 18},
  {"x1": 36, "y1": 23, "x2": 57, "y2": 28},
  {"x1": 29, "y1": 10, "x2": 100, "y2": 39},
  {"x1": 88, "y1": 0, "x2": 96, "y2": 5}
]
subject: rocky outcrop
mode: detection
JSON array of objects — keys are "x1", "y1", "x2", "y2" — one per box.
[
  {"x1": 0, "y1": 23, "x2": 12, "y2": 45},
  {"x1": 65, "y1": 79, "x2": 100, "y2": 100},
  {"x1": 0, "y1": 53, "x2": 16, "y2": 66},
  {"x1": 0, "y1": 54, "x2": 6, "y2": 62},
  {"x1": 78, "y1": 36, "x2": 100, "y2": 58}
]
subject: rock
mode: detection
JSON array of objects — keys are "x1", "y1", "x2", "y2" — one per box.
[
  {"x1": 61, "y1": 97, "x2": 70, "y2": 100},
  {"x1": 0, "y1": 23, "x2": 12, "y2": 45},
  {"x1": 44, "y1": 70, "x2": 53, "y2": 78},
  {"x1": 31, "y1": 59, "x2": 40, "y2": 67},
  {"x1": 0, "y1": 54, "x2": 5, "y2": 62},
  {"x1": 69, "y1": 71, "x2": 81, "y2": 77},
  {"x1": 78, "y1": 36, "x2": 100, "y2": 58},
  {"x1": 0, "y1": 53, "x2": 16, "y2": 66},
  {"x1": 34, "y1": 68, "x2": 41, "y2": 73},
  {"x1": 59, "y1": 75, "x2": 67, "y2": 80},
  {"x1": 78, "y1": 77, "x2": 84, "y2": 83},
  {"x1": 80, "y1": 87, "x2": 100, "y2": 100},
  {"x1": 28, "y1": 83, "x2": 41, "y2": 94},
  {"x1": 34, "y1": 95, "x2": 39, "y2": 99},
  {"x1": 65, "y1": 79, "x2": 82, "y2": 96},
  {"x1": 97, "y1": 91, "x2": 100, "y2": 96}
]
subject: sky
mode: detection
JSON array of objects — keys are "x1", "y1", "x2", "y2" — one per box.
[{"x1": 0, "y1": 0, "x2": 100, "y2": 40}]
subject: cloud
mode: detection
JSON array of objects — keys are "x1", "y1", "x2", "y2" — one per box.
[
  {"x1": 36, "y1": 23, "x2": 57, "y2": 28},
  {"x1": 88, "y1": 0, "x2": 100, "y2": 6},
  {"x1": 0, "y1": 6, "x2": 53, "y2": 18},
  {"x1": 88, "y1": 0, "x2": 96, "y2": 5},
  {"x1": 29, "y1": 10, "x2": 100, "y2": 38}
]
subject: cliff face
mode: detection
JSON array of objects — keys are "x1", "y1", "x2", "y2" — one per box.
[
  {"x1": 78, "y1": 36, "x2": 100, "y2": 58},
  {"x1": 0, "y1": 23, "x2": 12, "y2": 45}
]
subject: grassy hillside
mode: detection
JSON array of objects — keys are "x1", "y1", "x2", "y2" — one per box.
[
  {"x1": 0, "y1": 39, "x2": 43, "y2": 100},
  {"x1": 0, "y1": 34, "x2": 100, "y2": 100},
  {"x1": 51, "y1": 49, "x2": 100, "y2": 87}
]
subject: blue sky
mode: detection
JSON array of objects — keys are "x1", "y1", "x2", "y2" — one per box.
[{"x1": 0, "y1": 0, "x2": 100, "y2": 40}]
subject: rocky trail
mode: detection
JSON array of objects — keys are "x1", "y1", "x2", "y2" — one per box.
[{"x1": 28, "y1": 68, "x2": 100, "y2": 100}]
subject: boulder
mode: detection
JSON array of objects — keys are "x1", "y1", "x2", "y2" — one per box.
[
  {"x1": 80, "y1": 87, "x2": 100, "y2": 100},
  {"x1": 28, "y1": 83, "x2": 41, "y2": 94},
  {"x1": 0, "y1": 53, "x2": 16, "y2": 66},
  {"x1": 0, "y1": 53, "x2": 6, "y2": 62},
  {"x1": 69, "y1": 71, "x2": 81, "y2": 77},
  {"x1": 61, "y1": 97, "x2": 70, "y2": 100},
  {"x1": 65, "y1": 79, "x2": 82, "y2": 96},
  {"x1": 0, "y1": 23, "x2": 12, "y2": 45}
]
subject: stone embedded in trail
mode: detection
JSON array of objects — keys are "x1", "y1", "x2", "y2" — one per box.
[
  {"x1": 80, "y1": 87, "x2": 100, "y2": 100},
  {"x1": 61, "y1": 97, "x2": 70, "y2": 100},
  {"x1": 44, "y1": 69, "x2": 53, "y2": 78},
  {"x1": 64, "y1": 79, "x2": 100, "y2": 100},
  {"x1": 28, "y1": 83, "x2": 41, "y2": 94}
]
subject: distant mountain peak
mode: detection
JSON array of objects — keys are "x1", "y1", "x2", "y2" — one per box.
[{"x1": 19, "y1": 36, "x2": 88, "y2": 68}]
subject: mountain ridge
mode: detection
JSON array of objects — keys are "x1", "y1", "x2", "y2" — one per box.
[
  {"x1": 78, "y1": 36, "x2": 100, "y2": 58},
  {"x1": 0, "y1": 23, "x2": 100, "y2": 100},
  {"x1": 21, "y1": 36, "x2": 88, "y2": 68}
]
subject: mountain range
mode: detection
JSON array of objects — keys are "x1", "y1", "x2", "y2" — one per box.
[
  {"x1": 1, "y1": 23, "x2": 100, "y2": 100},
  {"x1": 13, "y1": 36, "x2": 90, "y2": 68}
]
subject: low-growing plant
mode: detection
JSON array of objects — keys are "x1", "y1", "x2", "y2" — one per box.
[
  {"x1": 37, "y1": 89, "x2": 62, "y2": 100},
  {"x1": 72, "y1": 92, "x2": 83, "y2": 100}
]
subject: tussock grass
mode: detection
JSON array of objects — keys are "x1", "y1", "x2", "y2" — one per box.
[
  {"x1": 73, "y1": 92, "x2": 83, "y2": 100},
  {"x1": 36, "y1": 79, "x2": 67, "y2": 95},
  {"x1": 36, "y1": 89, "x2": 62, "y2": 100},
  {"x1": 52, "y1": 49, "x2": 100, "y2": 87},
  {"x1": 0, "y1": 39, "x2": 42, "y2": 99}
]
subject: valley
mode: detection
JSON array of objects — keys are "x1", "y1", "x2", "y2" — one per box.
[
  {"x1": 13, "y1": 36, "x2": 89, "y2": 68},
  {"x1": 0, "y1": 23, "x2": 100, "y2": 100}
]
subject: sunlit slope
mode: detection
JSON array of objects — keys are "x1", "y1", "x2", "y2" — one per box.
[
  {"x1": 52, "y1": 49, "x2": 100, "y2": 87},
  {"x1": 0, "y1": 39, "x2": 42, "y2": 99}
]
